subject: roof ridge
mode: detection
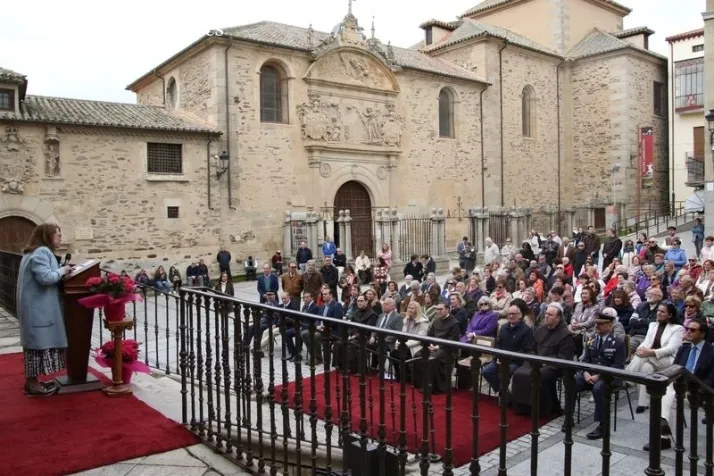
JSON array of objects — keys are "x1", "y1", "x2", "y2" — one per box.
[{"x1": 26, "y1": 94, "x2": 166, "y2": 109}]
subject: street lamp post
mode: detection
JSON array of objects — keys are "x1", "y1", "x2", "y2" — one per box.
[
  {"x1": 215, "y1": 151, "x2": 229, "y2": 179},
  {"x1": 612, "y1": 163, "x2": 621, "y2": 221}
]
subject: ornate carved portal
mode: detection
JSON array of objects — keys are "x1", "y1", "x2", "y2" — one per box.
[{"x1": 334, "y1": 180, "x2": 373, "y2": 256}]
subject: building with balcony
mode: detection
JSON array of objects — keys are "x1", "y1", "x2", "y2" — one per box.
[{"x1": 667, "y1": 28, "x2": 706, "y2": 209}]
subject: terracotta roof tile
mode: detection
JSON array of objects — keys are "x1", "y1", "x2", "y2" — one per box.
[
  {"x1": 461, "y1": 0, "x2": 631, "y2": 18},
  {"x1": 422, "y1": 19, "x2": 561, "y2": 57},
  {"x1": 223, "y1": 21, "x2": 488, "y2": 83},
  {"x1": 665, "y1": 28, "x2": 705, "y2": 43},
  {"x1": 0, "y1": 95, "x2": 219, "y2": 134},
  {"x1": 0, "y1": 67, "x2": 27, "y2": 85},
  {"x1": 612, "y1": 27, "x2": 655, "y2": 39},
  {"x1": 568, "y1": 29, "x2": 667, "y2": 61}
]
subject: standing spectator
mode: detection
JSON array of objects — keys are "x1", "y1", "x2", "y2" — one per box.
[
  {"x1": 692, "y1": 218, "x2": 705, "y2": 259},
  {"x1": 320, "y1": 256, "x2": 339, "y2": 297},
  {"x1": 271, "y1": 251, "x2": 283, "y2": 276},
  {"x1": 296, "y1": 242, "x2": 313, "y2": 273},
  {"x1": 281, "y1": 262, "x2": 304, "y2": 310},
  {"x1": 582, "y1": 225, "x2": 601, "y2": 264},
  {"x1": 302, "y1": 260, "x2": 324, "y2": 301},
  {"x1": 403, "y1": 254, "x2": 424, "y2": 282},
  {"x1": 463, "y1": 242, "x2": 476, "y2": 273},
  {"x1": 664, "y1": 226, "x2": 679, "y2": 248},
  {"x1": 457, "y1": 236, "x2": 468, "y2": 269},
  {"x1": 484, "y1": 237, "x2": 500, "y2": 265},
  {"x1": 322, "y1": 237, "x2": 336, "y2": 260},
  {"x1": 421, "y1": 254, "x2": 436, "y2": 275},
  {"x1": 601, "y1": 228, "x2": 623, "y2": 270},
  {"x1": 244, "y1": 256, "x2": 257, "y2": 281},
  {"x1": 501, "y1": 238, "x2": 517, "y2": 261},
  {"x1": 257, "y1": 263, "x2": 279, "y2": 303},
  {"x1": 217, "y1": 247, "x2": 232, "y2": 278}
]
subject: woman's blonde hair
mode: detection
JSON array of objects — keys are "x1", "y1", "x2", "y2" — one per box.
[
  {"x1": 407, "y1": 301, "x2": 423, "y2": 317},
  {"x1": 23, "y1": 223, "x2": 60, "y2": 254}
]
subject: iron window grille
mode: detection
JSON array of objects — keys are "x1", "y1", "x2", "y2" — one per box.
[{"x1": 147, "y1": 143, "x2": 183, "y2": 174}]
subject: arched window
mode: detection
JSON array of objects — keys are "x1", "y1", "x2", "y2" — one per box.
[
  {"x1": 522, "y1": 86, "x2": 535, "y2": 137},
  {"x1": 166, "y1": 77, "x2": 178, "y2": 109},
  {"x1": 438, "y1": 88, "x2": 455, "y2": 138},
  {"x1": 260, "y1": 64, "x2": 288, "y2": 123}
]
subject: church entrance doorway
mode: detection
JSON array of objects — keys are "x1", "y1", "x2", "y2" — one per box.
[
  {"x1": 0, "y1": 216, "x2": 36, "y2": 253},
  {"x1": 333, "y1": 181, "x2": 373, "y2": 257}
]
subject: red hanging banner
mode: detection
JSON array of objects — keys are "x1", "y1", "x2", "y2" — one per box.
[{"x1": 640, "y1": 126, "x2": 654, "y2": 179}]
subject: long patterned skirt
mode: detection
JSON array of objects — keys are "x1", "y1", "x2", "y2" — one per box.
[{"x1": 23, "y1": 348, "x2": 66, "y2": 378}]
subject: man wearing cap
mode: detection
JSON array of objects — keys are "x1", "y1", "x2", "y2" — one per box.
[{"x1": 571, "y1": 308, "x2": 626, "y2": 440}]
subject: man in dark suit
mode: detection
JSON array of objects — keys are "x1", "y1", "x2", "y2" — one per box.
[
  {"x1": 368, "y1": 297, "x2": 404, "y2": 368},
  {"x1": 257, "y1": 263, "x2": 279, "y2": 303},
  {"x1": 646, "y1": 317, "x2": 714, "y2": 451},
  {"x1": 301, "y1": 288, "x2": 343, "y2": 364},
  {"x1": 572, "y1": 310, "x2": 626, "y2": 440},
  {"x1": 284, "y1": 291, "x2": 320, "y2": 361}
]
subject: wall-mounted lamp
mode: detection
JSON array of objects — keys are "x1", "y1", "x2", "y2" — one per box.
[{"x1": 215, "y1": 151, "x2": 229, "y2": 179}]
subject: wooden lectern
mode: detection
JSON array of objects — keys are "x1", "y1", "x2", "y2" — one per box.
[{"x1": 55, "y1": 260, "x2": 104, "y2": 394}]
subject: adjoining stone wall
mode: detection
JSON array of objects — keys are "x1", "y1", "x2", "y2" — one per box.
[
  {"x1": 626, "y1": 54, "x2": 669, "y2": 214},
  {"x1": 570, "y1": 54, "x2": 624, "y2": 205},
  {"x1": 135, "y1": 79, "x2": 165, "y2": 107},
  {"x1": 0, "y1": 123, "x2": 222, "y2": 277},
  {"x1": 500, "y1": 47, "x2": 560, "y2": 210}
]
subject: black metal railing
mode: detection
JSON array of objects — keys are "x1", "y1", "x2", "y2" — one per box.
[
  {"x1": 613, "y1": 201, "x2": 700, "y2": 238},
  {"x1": 0, "y1": 250, "x2": 22, "y2": 316},
  {"x1": 167, "y1": 287, "x2": 714, "y2": 476}
]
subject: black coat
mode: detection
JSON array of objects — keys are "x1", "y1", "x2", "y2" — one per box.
[
  {"x1": 403, "y1": 261, "x2": 424, "y2": 281},
  {"x1": 495, "y1": 321, "x2": 535, "y2": 365},
  {"x1": 628, "y1": 301, "x2": 660, "y2": 336}
]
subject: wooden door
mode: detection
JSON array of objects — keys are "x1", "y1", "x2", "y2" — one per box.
[
  {"x1": 334, "y1": 181, "x2": 373, "y2": 258},
  {"x1": 694, "y1": 126, "x2": 705, "y2": 159},
  {"x1": 594, "y1": 208, "x2": 606, "y2": 231},
  {"x1": 0, "y1": 216, "x2": 36, "y2": 253}
]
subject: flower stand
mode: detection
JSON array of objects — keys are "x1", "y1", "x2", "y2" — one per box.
[{"x1": 102, "y1": 318, "x2": 135, "y2": 397}]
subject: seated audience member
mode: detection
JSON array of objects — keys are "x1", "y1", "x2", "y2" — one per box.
[
  {"x1": 489, "y1": 278, "x2": 513, "y2": 323},
  {"x1": 301, "y1": 288, "x2": 344, "y2": 365},
  {"x1": 481, "y1": 305, "x2": 535, "y2": 399},
  {"x1": 400, "y1": 280, "x2": 425, "y2": 315},
  {"x1": 648, "y1": 317, "x2": 714, "y2": 451},
  {"x1": 461, "y1": 296, "x2": 499, "y2": 342},
  {"x1": 366, "y1": 297, "x2": 403, "y2": 369},
  {"x1": 411, "y1": 302, "x2": 461, "y2": 394},
  {"x1": 342, "y1": 293, "x2": 378, "y2": 371},
  {"x1": 153, "y1": 266, "x2": 171, "y2": 293},
  {"x1": 628, "y1": 288, "x2": 664, "y2": 353},
  {"x1": 569, "y1": 287, "x2": 599, "y2": 358},
  {"x1": 390, "y1": 302, "x2": 429, "y2": 381},
  {"x1": 185, "y1": 262, "x2": 200, "y2": 286},
  {"x1": 169, "y1": 266, "x2": 182, "y2": 292},
  {"x1": 511, "y1": 303, "x2": 574, "y2": 416},
  {"x1": 242, "y1": 291, "x2": 279, "y2": 348},
  {"x1": 354, "y1": 250, "x2": 372, "y2": 284},
  {"x1": 626, "y1": 302, "x2": 683, "y2": 413},
  {"x1": 135, "y1": 269, "x2": 151, "y2": 286},
  {"x1": 449, "y1": 292, "x2": 469, "y2": 335},
  {"x1": 570, "y1": 310, "x2": 626, "y2": 440},
  {"x1": 284, "y1": 292, "x2": 319, "y2": 361}
]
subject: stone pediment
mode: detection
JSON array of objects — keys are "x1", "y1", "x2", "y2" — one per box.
[{"x1": 305, "y1": 47, "x2": 400, "y2": 94}]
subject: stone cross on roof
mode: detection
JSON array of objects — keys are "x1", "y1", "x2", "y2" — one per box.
[{"x1": 348, "y1": 0, "x2": 355, "y2": 15}]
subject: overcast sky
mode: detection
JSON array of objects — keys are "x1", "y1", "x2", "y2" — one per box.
[{"x1": 0, "y1": 0, "x2": 704, "y2": 103}]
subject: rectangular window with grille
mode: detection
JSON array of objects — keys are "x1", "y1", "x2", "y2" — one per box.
[
  {"x1": 167, "y1": 206, "x2": 179, "y2": 219},
  {"x1": 147, "y1": 142, "x2": 183, "y2": 174},
  {"x1": 0, "y1": 89, "x2": 14, "y2": 111},
  {"x1": 674, "y1": 58, "x2": 704, "y2": 112},
  {"x1": 693, "y1": 44, "x2": 704, "y2": 53}
]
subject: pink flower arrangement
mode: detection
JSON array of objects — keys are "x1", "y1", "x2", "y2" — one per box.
[
  {"x1": 95, "y1": 339, "x2": 151, "y2": 377},
  {"x1": 85, "y1": 273, "x2": 136, "y2": 298}
]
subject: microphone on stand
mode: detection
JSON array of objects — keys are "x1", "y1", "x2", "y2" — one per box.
[{"x1": 63, "y1": 253, "x2": 72, "y2": 266}]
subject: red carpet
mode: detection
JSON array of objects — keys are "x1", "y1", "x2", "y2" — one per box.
[
  {"x1": 276, "y1": 371, "x2": 556, "y2": 466},
  {"x1": 0, "y1": 353, "x2": 199, "y2": 476}
]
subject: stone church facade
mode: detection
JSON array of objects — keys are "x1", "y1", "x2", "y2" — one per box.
[{"x1": 0, "y1": 0, "x2": 668, "y2": 274}]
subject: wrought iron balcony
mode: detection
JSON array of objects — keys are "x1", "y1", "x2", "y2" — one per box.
[{"x1": 686, "y1": 154, "x2": 705, "y2": 187}]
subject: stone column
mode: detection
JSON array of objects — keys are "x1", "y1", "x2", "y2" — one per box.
[
  {"x1": 305, "y1": 211, "x2": 316, "y2": 253},
  {"x1": 390, "y1": 208, "x2": 402, "y2": 266},
  {"x1": 375, "y1": 209, "x2": 386, "y2": 257},
  {"x1": 564, "y1": 207, "x2": 575, "y2": 237},
  {"x1": 344, "y1": 210, "x2": 353, "y2": 261},
  {"x1": 283, "y1": 210, "x2": 292, "y2": 256},
  {"x1": 516, "y1": 207, "x2": 528, "y2": 243},
  {"x1": 473, "y1": 207, "x2": 490, "y2": 265},
  {"x1": 337, "y1": 210, "x2": 346, "y2": 256},
  {"x1": 524, "y1": 208, "x2": 532, "y2": 236},
  {"x1": 433, "y1": 208, "x2": 450, "y2": 273},
  {"x1": 587, "y1": 204, "x2": 596, "y2": 228},
  {"x1": 430, "y1": 208, "x2": 440, "y2": 258}
]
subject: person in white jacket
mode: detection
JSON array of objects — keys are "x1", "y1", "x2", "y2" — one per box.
[
  {"x1": 626, "y1": 302, "x2": 684, "y2": 412},
  {"x1": 484, "y1": 237, "x2": 500, "y2": 265}
]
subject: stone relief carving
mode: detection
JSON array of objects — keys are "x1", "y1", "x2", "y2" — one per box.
[
  {"x1": 296, "y1": 95, "x2": 343, "y2": 142},
  {"x1": 340, "y1": 53, "x2": 370, "y2": 82},
  {"x1": 376, "y1": 166, "x2": 387, "y2": 180},
  {"x1": 319, "y1": 162, "x2": 332, "y2": 178},
  {"x1": 297, "y1": 98, "x2": 404, "y2": 148},
  {"x1": 0, "y1": 126, "x2": 32, "y2": 194}
]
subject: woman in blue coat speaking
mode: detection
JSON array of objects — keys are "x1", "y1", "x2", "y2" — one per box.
[{"x1": 17, "y1": 223, "x2": 73, "y2": 396}]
